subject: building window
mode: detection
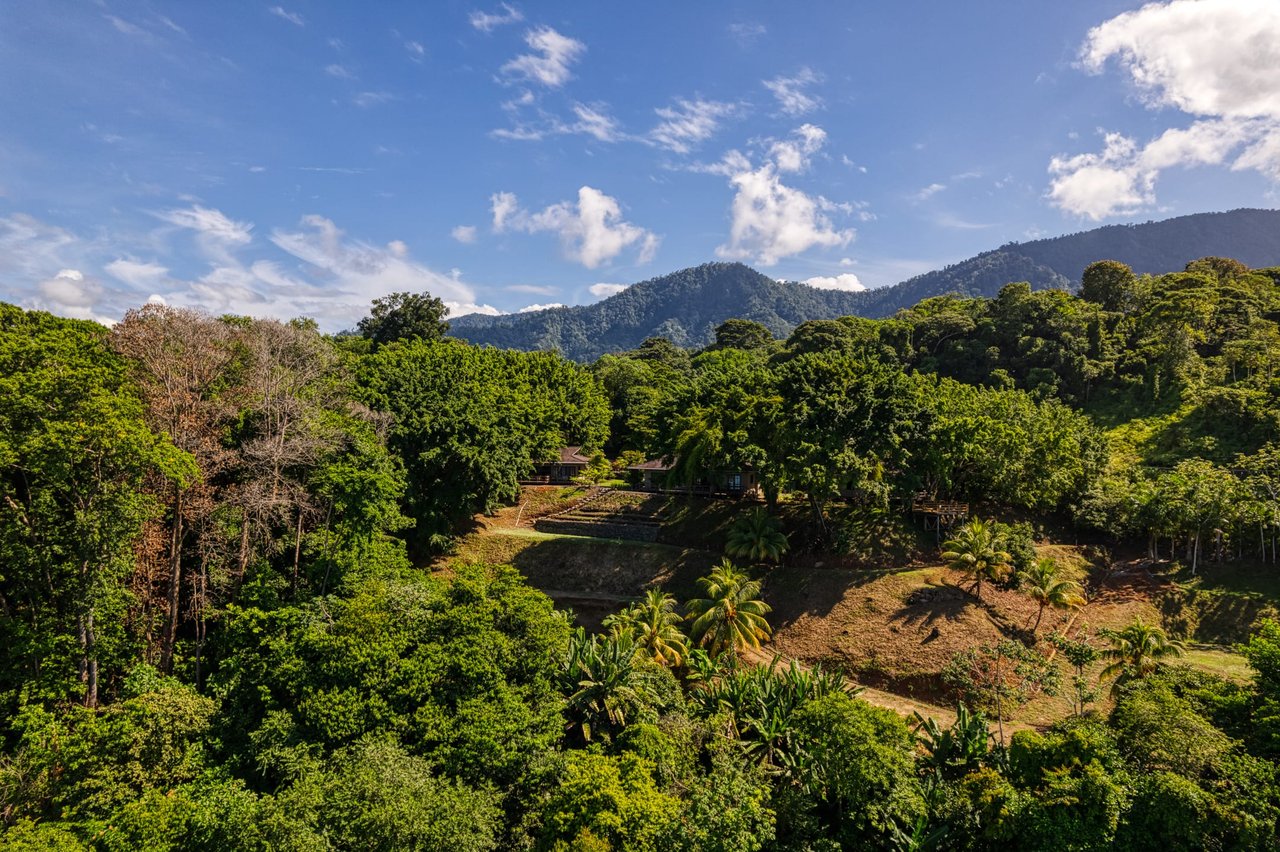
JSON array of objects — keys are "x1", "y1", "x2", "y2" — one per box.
[{"x1": 727, "y1": 473, "x2": 742, "y2": 492}]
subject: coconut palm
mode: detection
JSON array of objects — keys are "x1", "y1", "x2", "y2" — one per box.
[
  {"x1": 626, "y1": 589, "x2": 689, "y2": 667},
  {"x1": 685, "y1": 559, "x2": 773, "y2": 658},
  {"x1": 941, "y1": 518, "x2": 1012, "y2": 604},
  {"x1": 1100, "y1": 619, "x2": 1183, "y2": 689},
  {"x1": 726, "y1": 507, "x2": 790, "y2": 564},
  {"x1": 1019, "y1": 558, "x2": 1085, "y2": 635}
]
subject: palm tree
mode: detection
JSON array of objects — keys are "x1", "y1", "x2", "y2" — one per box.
[
  {"x1": 941, "y1": 519, "x2": 1012, "y2": 604},
  {"x1": 685, "y1": 559, "x2": 773, "y2": 658},
  {"x1": 725, "y1": 507, "x2": 790, "y2": 564},
  {"x1": 1019, "y1": 558, "x2": 1085, "y2": 635},
  {"x1": 629, "y1": 589, "x2": 689, "y2": 667},
  {"x1": 1100, "y1": 619, "x2": 1183, "y2": 689}
]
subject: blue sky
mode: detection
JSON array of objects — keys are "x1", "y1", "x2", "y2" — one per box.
[{"x1": 1, "y1": 0, "x2": 1278, "y2": 328}]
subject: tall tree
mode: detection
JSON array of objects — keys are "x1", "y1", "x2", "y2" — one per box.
[{"x1": 357, "y1": 291, "x2": 450, "y2": 346}]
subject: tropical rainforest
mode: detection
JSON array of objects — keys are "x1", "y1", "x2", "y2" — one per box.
[{"x1": 4, "y1": 255, "x2": 1280, "y2": 850}]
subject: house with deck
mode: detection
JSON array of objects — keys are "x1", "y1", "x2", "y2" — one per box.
[{"x1": 626, "y1": 457, "x2": 761, "y2": 498}]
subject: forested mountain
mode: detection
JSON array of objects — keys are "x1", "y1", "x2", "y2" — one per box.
[{"x1": 451, "y1": 208, "x2": 1280, "y2": 360}]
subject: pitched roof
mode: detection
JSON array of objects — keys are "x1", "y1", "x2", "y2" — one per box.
[
  {"x1": 627, "y1": 457, "x2": 673, "y2": 471},
  {"x1": 558, "y1": 446, "x2": 593, "y2": 464}
]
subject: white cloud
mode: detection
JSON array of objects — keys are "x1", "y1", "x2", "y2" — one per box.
[
  {"x1": 492, "y1": 186, "x2": 659, "y2": 269},
  {"x1": 325, "y1": 64, "x2": 355, "y2": 79},
  {"x1": 763, "y1": 68, "x2": 824, "y2": 116},
  {"x1": 353, "y1": 91, "x2": 395, "y2": 108},
  {"x1": 518, "y1": 302, "x2": 565, "y2": 312},
  {"x1": 38, "y1": 269, "x2": 93, "y2": 306},
  {"x1": 0, "y1": 211, "x2": 503, "y2": 331},
  {"x1": 501, "y1": 26, "x2": 585, "y2": 88},
  {"x1": 589, "y1": 282, "x2": 628, "y2": 299},
  {"x1": 269, "y1": 6, "x2": 304, "y2": 26},
  {"x1": 493, "y1": 101, "x2": 624, "y2": 143},
  {"x1": 708, "y1": 127, "x2": 856, "y2": 266},
  {"x1": 156, "y1": 205, "x2": 253, "y2": 245},
  {"x1": 649, "y1": 98, "x2": 738, "y2": 154},
  {"x1": 1049, "y1": 0, "x2": 1280, "y2": 218},
  {"x1": 470, "y1": 3, "x2": 524, "y2": 32},
  {"x1": 405, "y1": 41, "x2": 425, "y2": 62},
  {"x1": 567, "y1": 103, "x2": 622, "y2": 142},
  {"x1": 728, "y1": 22, "x2": 766, "y2": 47},
  {"x1": 769, "y1": 124, "x2": 827, "y2": 173},
  {"x1": 802, "y1": 273, "x2": 866, "y2": 292},
  {"x1": 451, "y1": 225, "x2": 479, "y2": 244},
  {"x1": 105, "y1": 259, "x2": 169, "y2": 288},
  {"x1": 490, "y1": 192, "x2": 519, "y2": 231},
  {"x1": 508, "y1": 283, "x2": 558, "y2": 296},
  {"x1": 839, "y1": 257, "x2": 854, "y2": 267},
  {"x1": 912, "y1": 182, "x2": 946, "y2": 201}
]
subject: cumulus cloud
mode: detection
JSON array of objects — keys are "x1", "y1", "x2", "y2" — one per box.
[
  {"x1": 589, "y1": 282, "x2": 629, "y2": 299},
  {"x1": 325, "y1": 63, "x2": 355, "y2": 79},
  {"x1": 518, "y1": 302, "x2": 565, "y2": 312},
  {"x1": 501, "y1": 26, "x2": 585, "y2": 88},
  {"x1": 470, "y1": 3, "x2": 524, "y2": 32},
  {"x1": 707, "y1": 126, "x2": 856, "y2": 266},
  {"x1": 649, "y1": 98, "x2": 739, "y2": 154},
  {"x1": 0, "y1": 210, "x2": 503, "y2": 330},
  {"x1": 451, "y1": 225, "x2": 479, "y2": 244},
  {"x1": 802, "y1": 273, "x2": 865, "y2": 292},
  {"x1": 763, "y1": 68, "x2": 824, "y2": 116},
  {"x1": 491, "y1": 186, "x2": 659, "y2": 269},
  {"x1": 1048, "y1": 0, "x2": 1280, "y2": 219}
]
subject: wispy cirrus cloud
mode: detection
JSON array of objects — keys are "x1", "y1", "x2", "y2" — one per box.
[
  {"x1": 268, "y1": 6, "x2": 304, "y2": 27},
  {"x1": 764, "y1": 68, "x2": 824, "y2": 116},
  {"x1": 470, "y1": 3, "x2": 524, "y2": 33},
  {"x1": 649, "y1": 98, "x2": 740, "y2": 154}
]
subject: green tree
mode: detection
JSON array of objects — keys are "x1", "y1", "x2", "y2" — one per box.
[
  {"x1": 685, "y1": 561, "x2": 772, "y2": 658},
  {"x1": 609, "y1": 590, "x2": 689, "y2": 668},
  {"x1": 724, "y1": 507, "x2": 789, "y2": 564},
  {"x1": 711, "y1": 319, "x2": 775, "y2": 352},
  {"x1": 357, "y1": 290, "x2": 449, "y2": 345},
  {"x1": 1019, "y1": 558, "x2": 1084, "y2": 635},
  {"x1": 1100, "y1": 620, "x2": 1184, "y2": 689},
  {"x1": 1080, "y1": 260, "x2": 1137, "y2": 313},
  {"x1": 940, "y1": 518, "x2": 1011, "y2": 604}
]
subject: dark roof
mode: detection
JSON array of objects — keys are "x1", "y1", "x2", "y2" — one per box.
[
  {"x1": 627, "y1": 457, "x2": 674, "y2": 471},
  {"x1": 558, "y1": 446, "x2": 593, "y2": 464}
]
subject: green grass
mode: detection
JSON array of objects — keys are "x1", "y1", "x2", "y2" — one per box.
[{"x1": 1182, "y1": 647, "x2": 1253, "y2": 683}]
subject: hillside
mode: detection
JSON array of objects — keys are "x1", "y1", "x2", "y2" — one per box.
[{"x1": 450, "y1": 208, "x2": 1280, "y2": 360}]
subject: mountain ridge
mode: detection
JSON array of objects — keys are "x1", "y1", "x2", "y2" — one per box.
[{"x1": 450, "y1": 208, "x2": 1280, "y2": 360}]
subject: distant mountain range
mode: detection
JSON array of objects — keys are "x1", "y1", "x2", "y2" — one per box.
[{"x1": 449, "y1": 208, "x2": 1280, "y2": 361}]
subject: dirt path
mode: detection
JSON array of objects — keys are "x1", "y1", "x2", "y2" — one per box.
[{"x1": 741, "y1": 646, "x2": 1036, "y2": 736}]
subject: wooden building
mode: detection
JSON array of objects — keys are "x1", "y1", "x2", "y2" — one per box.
[{"x1": 527, "y1": 446, "x2": 594, "y2": 484}]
